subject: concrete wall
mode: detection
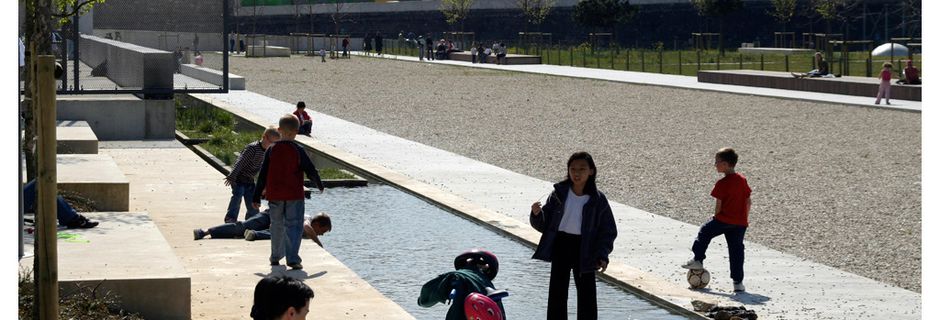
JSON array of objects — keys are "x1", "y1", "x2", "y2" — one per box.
[
  {"x1": 93, "y1": 29, "x2": 225, "y2": 52},
  {"x1": 79, "y1": 35, "x2": 175, "y2": 91},
  {"x1": 57, "y1": 95, "x2": 175, "y2": 140}
]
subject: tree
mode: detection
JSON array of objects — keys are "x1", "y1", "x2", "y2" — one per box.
[
  {"x1": 812, "y1": 0, "x2": 846, "y2": 35},
  {"x1": 330, "y1": 0, "x2": 348, "y2": 36},
  {"x1": 690, "y1": 0, "x2": 743, "y2": 54},
  {"x1": 517, "y1": 0, "x2": 556, "y2": 34},
  {"x1": 440, "y1": 0, "x2": 474, "y2": 33},
  {"x1": 572, "y1": 0, "x2": 636, "y2": 50},
  {"x1": 768, "y1": 0, "x2": 797, "y2": 32}
]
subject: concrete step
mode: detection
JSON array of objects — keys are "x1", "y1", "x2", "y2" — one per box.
[
  {"x1": 57, "y1": 94, "x2": 175, "y2": 140},
  {"x1": 56, "y1": 120, "x2": 99, "y2": 154},
  {"x1": 57, "y1": 154, "x2": 129, "y2": 211},
  {"x1": 21, "y1": 212, "x2": 191, "y2": 320}
]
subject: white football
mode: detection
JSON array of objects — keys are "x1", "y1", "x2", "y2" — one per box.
[{"x1": 687, "y1": 269, "x2": 711, "y2": 289}]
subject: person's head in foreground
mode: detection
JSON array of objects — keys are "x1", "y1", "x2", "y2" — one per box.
[
  {"x1": 250, "y1": 275, "x2": 314, "y2": 320},
  {"x1": 278, "y1": 114, "x2": 300, "y2": 139},
  {"x1": 714, "y1": 147, "x2": 738, "y2": 174}
]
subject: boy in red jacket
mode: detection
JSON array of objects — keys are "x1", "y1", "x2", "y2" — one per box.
[
  {"x1": 253, "y1": 114, "x2": 324, "y2": 270},
  {"x1": 682, "y1": 147, "x2": 752, "y2": 292}
]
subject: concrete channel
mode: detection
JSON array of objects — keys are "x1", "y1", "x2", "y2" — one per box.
[{"x1": 180, "y1": 93, "x2": 709, "y2": 319}]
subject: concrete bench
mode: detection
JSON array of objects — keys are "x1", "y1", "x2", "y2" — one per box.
[
  {"x1": 78, "y1": 34, "x2": 174, "y2": 91},
  {"x1": 246, "y1": 45, "x2": 291, "y2": 57},
  {"x1": 56, "y1": 121, "x2": 99, "y2": 154},
  {"x1": 698, "y1": 69, "x2": 922, "y2": 101},
  {"x1": 21, "y1": 212, "x2": 191, "y2": 320},
  {"x1": 738, "y1": 47, "x2": 814, "y2": 56},
  {"x1": 181, "y1": 64, "x2": 246, "y2": 90},
  {"x1": 57, "y1": 154, "x2": 129, "y2": 211},
  {"x1": 448, "y1": 52, "x2": 542, "y2": 65}
]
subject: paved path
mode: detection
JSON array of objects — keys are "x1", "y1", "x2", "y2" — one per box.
[
  {"x1": 99, "y1": 141, "x2": 413, "y2": 320},
  {"x1": 351, "y1": 52, "x2": 921, "y2": 112},
  {"x1": 194, "y1": 90, "x2": 921, "y2": 319}
]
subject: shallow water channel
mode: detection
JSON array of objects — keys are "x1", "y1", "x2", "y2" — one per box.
[{"x1": 307, "y1": 185, "x2": 687, "y2": 320}]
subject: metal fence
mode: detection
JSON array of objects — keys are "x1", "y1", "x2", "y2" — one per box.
[{"x1": 45, "y1": 0, "x2": 231, "y2": 96}]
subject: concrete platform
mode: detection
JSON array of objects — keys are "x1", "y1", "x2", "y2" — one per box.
[
  {"x1": 99, "y1": 142, "x2": 414, "y2": 319},
  {"x1": 246, "y1": 45, "x2": 291, "y2": 57},
  {"x1": 181, "y1": 64, "x2": 246, "y2": 90},
  {"x1": 448, "y1": 51, "x2": 542, "y2": 64},
  {"x1": 698, "y1": 69, "x2": 922, "y2": 101},
  {"x1": 56, "y1": 94, "x2": 175, "y2": 140},
  {"x1": 56, "y1": 120, "x2": 99, "y2": 154},
  {"x1": 738, "y1": 47, "x2": 814, "y2": 55},
  {"x1": 57, "y1": 154, "x2": 129, "y2": 211},
  {"x1": 20, "y1": 212, "x2": 191, "y2": 320},
  {"x1": 193, "y1": 90, "x2": 922, "y2": 319}
]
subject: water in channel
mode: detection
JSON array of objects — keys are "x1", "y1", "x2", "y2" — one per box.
[{"x1": 306, "y1": 185, "x2": 687, "y2": 320}]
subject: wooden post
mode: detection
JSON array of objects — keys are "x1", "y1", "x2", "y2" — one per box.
[
  {"x1": 678, "y1": 50, "x2": 682, "y2": 75},
  {"x1": 36, "y1": 55, "x2": 59, "y2": 320}
]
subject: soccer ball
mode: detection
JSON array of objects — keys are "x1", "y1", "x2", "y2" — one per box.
[{"x1": 687, "y1": 269, "x2": 711, "y2": 289}]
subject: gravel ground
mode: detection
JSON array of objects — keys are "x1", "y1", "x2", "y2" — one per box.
[{"x1": 206, "y1": 54, "x2": 922, "y2": 292}]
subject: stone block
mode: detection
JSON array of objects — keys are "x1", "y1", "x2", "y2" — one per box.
[
  {"x1": 23, "y1": 212, "x2": 191, "y2": 320},
  {"x1": 57, "y1": 154, "x2": 129, "y2": 211},
  {"x1": 56, "y1": 121, "x2": 99, "y2": 154},
  {"x1": 181, "y1": 64, "x2": 246, "y2": 90}
]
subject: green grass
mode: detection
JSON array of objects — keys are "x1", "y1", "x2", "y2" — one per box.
[
  {"x1": 381, "y1": 42, "x2": 922, "y2": 78},
  {"x1": 176, "y1": 97, "x2": 357, "y2": 180}
]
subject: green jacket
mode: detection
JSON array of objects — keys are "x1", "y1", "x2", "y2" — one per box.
[{"x1": 418, "y1": 268, "x2": 506, "y2": 320}]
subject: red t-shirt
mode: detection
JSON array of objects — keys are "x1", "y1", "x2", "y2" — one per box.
[{"x1": 711, "y1": 173, "x2": 751, "y2": 226}]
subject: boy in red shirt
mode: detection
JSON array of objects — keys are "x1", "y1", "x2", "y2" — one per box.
[
  {"x1": 293, "y1": 101, "x2": 313, "y2": 136},
  {"x1": 252, "y1": 114, "x2": 324, "y2": 270},
  {"x1": 681, "y1": 147, "x2": 752, "y2": 292}
]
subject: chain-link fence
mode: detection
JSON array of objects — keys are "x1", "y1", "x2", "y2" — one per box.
[{"x1": 49, "y1": 0, "x2": 231, "y2": 96}]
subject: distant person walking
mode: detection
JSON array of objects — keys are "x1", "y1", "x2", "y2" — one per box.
[
  {"x1": 425, "y1": 34, "x2": 434, "y2": 61},
  {"x1": 375, "y1": 33, "x2": 384, "y2": 55},
  {"x1": 342, "y1": 36, "x2": 350, "y2": 57},
  {"x1": 229, "y1": 32, "x2": 235, "y2": 53},
  {"x1": 364, "y1": 33, "x2": 373, "y2": 54},
  {"x1": 193, "y1": 33, "x2": 200, "y2": 51},
  {"x1": 875, "y1": 62, "x2": 893, "y2": 105},
  {"x1": 529, "y1": 152, "x2": 617, "y2": 319}
]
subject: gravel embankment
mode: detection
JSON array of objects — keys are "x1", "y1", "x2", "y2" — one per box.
[{"x1": 205, "y1": 54, "x2": 922, "y2": 292}]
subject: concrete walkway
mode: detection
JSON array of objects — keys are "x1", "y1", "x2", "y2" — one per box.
[
  {"x1": 98, "y1": 141, "x2": 413, "y2": 320},
  {"x1": 194, "y1": 90, "x2": 921, "y2": 319},
  {"x1": 351, "y1": 52, "x2": 921, "y2": 112}
]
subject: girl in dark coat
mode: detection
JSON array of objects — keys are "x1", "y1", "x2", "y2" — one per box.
[{"x1": 529, "y1": 151, "x2": 617, "y2": 320}]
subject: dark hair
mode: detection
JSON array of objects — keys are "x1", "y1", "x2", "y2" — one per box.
[
  {"x1": 296, "y1": 101, "x2": 306, "y2": 109},
  {"x1": 279, "y1": 114, "x2": 300, "y2": 132},
  {"x1": 561, "y1": 152, "x2": 598, "y2": 195},
  {"x1": 311, "y1": 212, "x2": 331, "y2": 229},
  {"x1": 250, "y1": 276, "x2": 314, "y2": 320},
  {"x1": 716, "y1": 147, "x2": 739, "y2": 167}
]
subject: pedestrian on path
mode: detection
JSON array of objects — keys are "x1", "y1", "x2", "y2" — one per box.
[
  {"x1": 250, "y1": 275, "x2": 314, "y2": 320},
  {"x1": 529, "y1": 151, "x2": 617, "y2": 319},
  {"x1": 681, "y1": 147, "x2": 752, "y2": 292},
  {"x1": 875, "y1": 62, "x2": 893, "y2": 105},
  {"x1": 252, "y1": 114, "x2": 325, "y2": 270},
  {"x1": 224, "y1": 127, "x2": 280, "y2": 223}
]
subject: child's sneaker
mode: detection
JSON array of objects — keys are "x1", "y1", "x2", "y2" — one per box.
[
  {"x1": 270, "y1": 259, "x2": 280, "y2": 266},
  {"x1": 288, "y1": 263, "x2": 303, "y2": 270},
  {"x1": 733, "y1": 281, "x2": 746, "y2": 292},
  {"x1": 681, "y1": 259, "x2": 704, "y2": 270},
  {"x1": 193, "y1": 229, "x2": 206, "y2": 240},
  {"x1": 244, "y1": 229, "x2": 256, "y2": 241}
]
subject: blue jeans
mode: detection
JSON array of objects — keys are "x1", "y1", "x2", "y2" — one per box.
[
  {"x1": 208, "y1": 212, "x2": 271, "y2": 238},
  {"x1": 692, "y1": 218, "x2": 747, "y2": 282},
  {"x1": 23, "y1": 180, "x2": 80, "y2": 226},
  {"x1": 225, "y1": 182, "x2": 258, "y2": 222},
  {"x1": 268, "y1": 200, "x2": 304, "y2": 265}
]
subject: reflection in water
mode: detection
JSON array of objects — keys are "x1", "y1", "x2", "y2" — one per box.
[{"x1": 307, "y1": 185, "x2": 686, "y2": 320}]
